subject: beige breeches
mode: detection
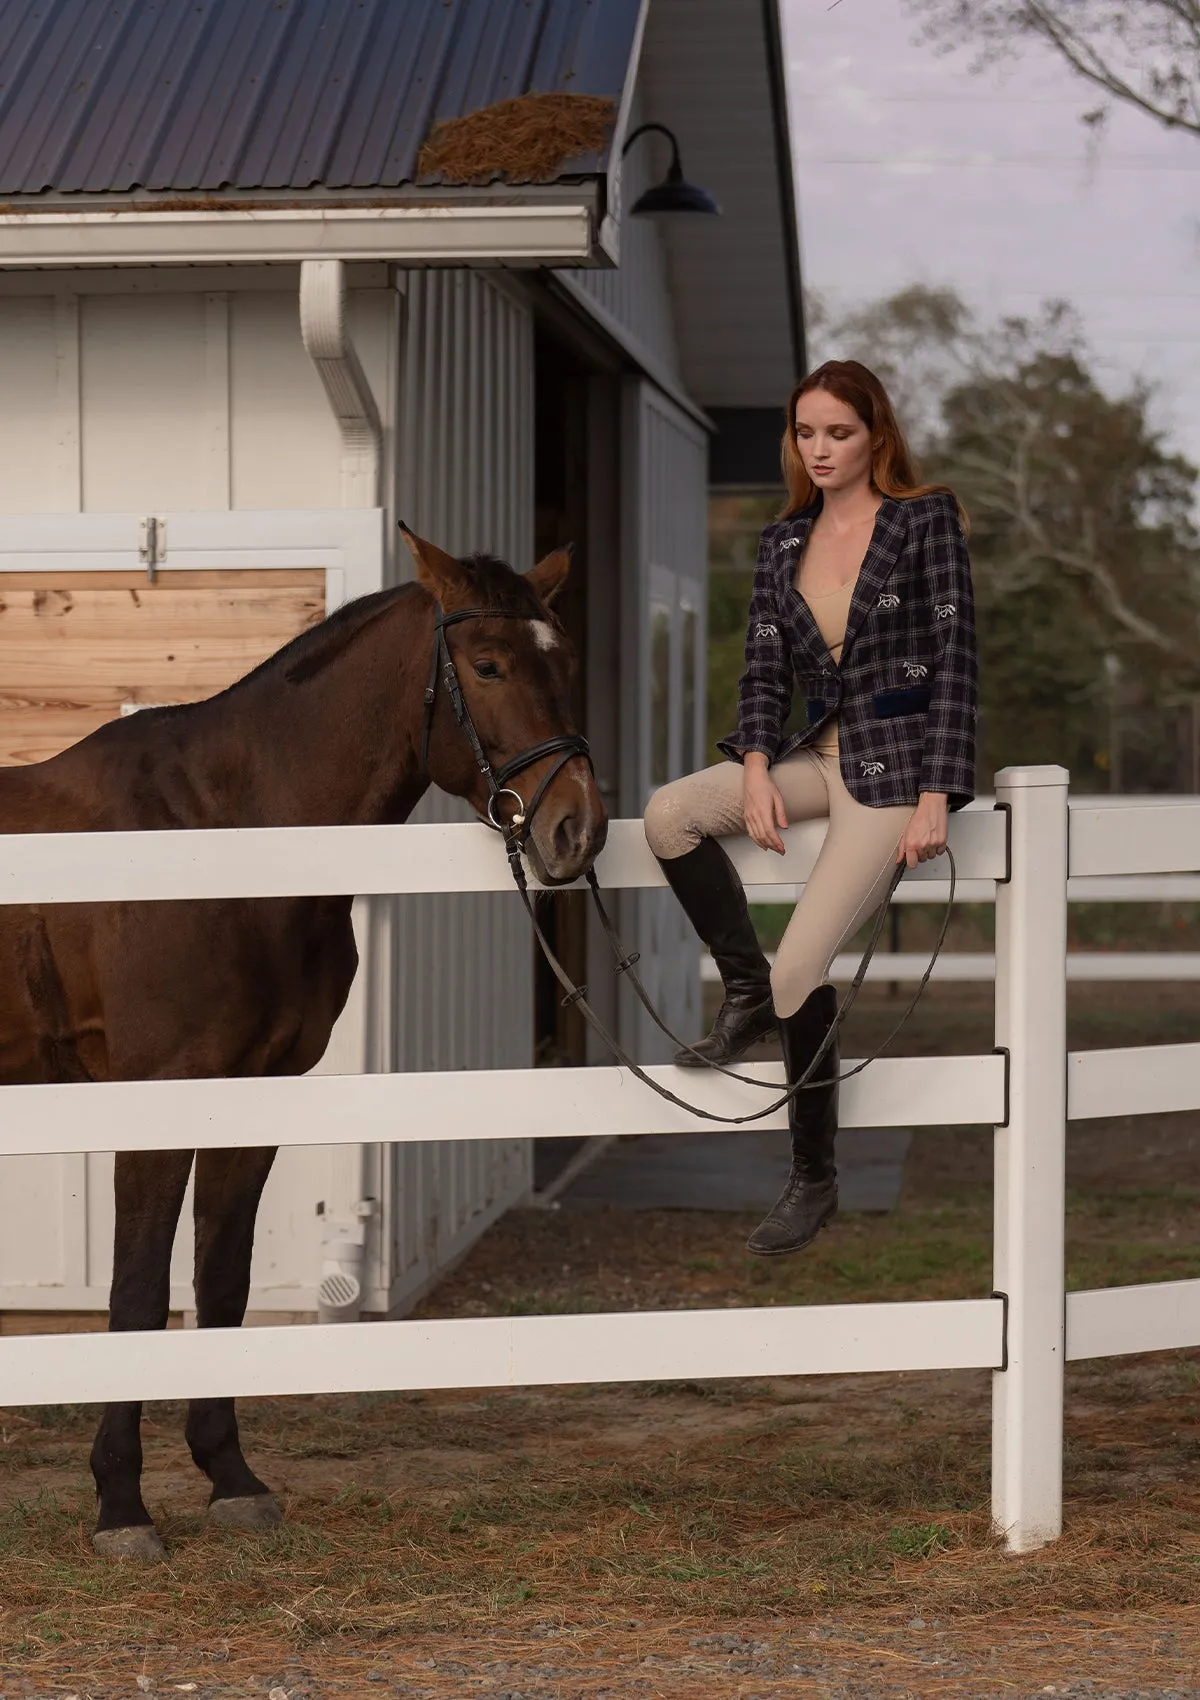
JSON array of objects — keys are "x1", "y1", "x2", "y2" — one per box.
[{"x1": 643, "y1": 750, "x2": 914, "y2": 1019}]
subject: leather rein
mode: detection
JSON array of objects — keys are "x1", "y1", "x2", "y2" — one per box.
[{"x1": 422, "y1": 605, "x2": 955, "y2": 1125}]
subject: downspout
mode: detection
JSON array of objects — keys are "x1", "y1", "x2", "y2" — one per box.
[
  {"x1": 300, "y1": 257, "x2": 381, "y2": 1322},
  {"x1": 299, "y1": 258, "x2": 382, "y2": 506}
]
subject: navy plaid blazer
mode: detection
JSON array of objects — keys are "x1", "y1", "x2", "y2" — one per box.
[{"x1": 716, "y1": 491, "x2": 978, "y2": 810}]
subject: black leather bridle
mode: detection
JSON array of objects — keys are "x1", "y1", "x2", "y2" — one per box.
[
  {"x1": 420, "y1": 606, "x2": 592, "y2": 862},
  {"x1": 422, "y1": 601, "x2": 957, "y2": 1125}
]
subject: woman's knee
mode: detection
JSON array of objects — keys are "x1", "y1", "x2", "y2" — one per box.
[
  {"x1": 770, "y1": 955, "x2": 819, "y2": 1020},
  {"x1": 643, "y1": 780, "x2": 700, "y2": 858}
]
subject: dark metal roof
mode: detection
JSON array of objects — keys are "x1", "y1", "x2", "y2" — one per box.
[{"x1": 0, "y1": 0, "x2": 642, "y2": 199}]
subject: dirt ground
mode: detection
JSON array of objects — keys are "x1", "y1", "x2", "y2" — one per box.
[{"x1": 2, "y1": 982, "x2": 1200, "y2": 1697}]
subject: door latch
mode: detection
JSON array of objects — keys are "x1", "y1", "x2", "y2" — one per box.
[{"x1": 138, "y1": 516, "x2": 167, "y2": 582}]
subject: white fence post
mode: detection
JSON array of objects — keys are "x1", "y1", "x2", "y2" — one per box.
[{"x1": 991, "y1": 765, "x2": 1069, "y2": 1552}]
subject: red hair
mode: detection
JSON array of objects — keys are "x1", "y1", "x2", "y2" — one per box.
[{"x1": 780, "y1": 359, "x2": 967, "y2": 529}]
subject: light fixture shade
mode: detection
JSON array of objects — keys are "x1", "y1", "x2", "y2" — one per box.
[
  {"x1": 622, "y1": 122, "x2": 721, "y2": 218},
  {"x1": 629, "y1": 178, "x2": 720, "y2": 216}
]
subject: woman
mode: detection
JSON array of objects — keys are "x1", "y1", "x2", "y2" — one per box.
[{"x1": 644, "y1": 360, "x2": 977, "y2": 1257}]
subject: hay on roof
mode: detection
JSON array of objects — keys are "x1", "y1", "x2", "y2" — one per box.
[{"x1": 417, "y1": 91, "x2": 616, "y2": 186}]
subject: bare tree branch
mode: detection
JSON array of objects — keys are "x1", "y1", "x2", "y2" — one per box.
[{"x1": 907, "y1": 0, "x2": 1200, "y2": 136}]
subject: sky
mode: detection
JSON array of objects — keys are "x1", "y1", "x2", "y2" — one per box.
[{"x1": 780, "y1": 0, "x2": 1200, "y2": 468}]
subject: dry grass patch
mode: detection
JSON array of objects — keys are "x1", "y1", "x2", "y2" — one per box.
[
  {"x1": 417, "y1": 92, "x2": 615, "y2": 185},
  {"x1": 1, "y1": 1344, "x2": 1199, "y2": 1690}
]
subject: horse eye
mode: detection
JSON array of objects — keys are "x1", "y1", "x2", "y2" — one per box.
[{"x1": 473, "y1": 659, "x2": 501, "y2": 680}]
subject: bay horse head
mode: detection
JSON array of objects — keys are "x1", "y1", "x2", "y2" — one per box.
[{"x1": 401, "y1": 526, "x2": 607, "y2": 887}]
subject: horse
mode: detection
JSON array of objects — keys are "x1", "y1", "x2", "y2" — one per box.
[{"x1": 0, "y1": 528, "x2": 606, "y2": 1562}]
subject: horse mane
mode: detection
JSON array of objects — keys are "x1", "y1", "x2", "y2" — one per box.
[{"x1": 230, "y1": 553, "x2": 553, "y2": 694}]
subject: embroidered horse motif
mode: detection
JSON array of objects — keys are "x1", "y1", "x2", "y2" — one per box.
[
  {"x1": 861, "y1": 759, "x2": 885, "y2": 776},
  {"x1": 877, "y1": 592, "x2": 900, "y2": 609},
  {"x1": 934, "y1": 603, "x2": 956, "y2": 620},
  {"x1": 754, "y1": 623, "x2": 779, "y2": 639},
  {"x1": 902, "y1": 661, "x2": 929, "y2": 680}
]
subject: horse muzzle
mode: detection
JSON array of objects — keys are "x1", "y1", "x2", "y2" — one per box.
[{"x1": 525, "y1": 791, "x2": 608, "y2": 887}]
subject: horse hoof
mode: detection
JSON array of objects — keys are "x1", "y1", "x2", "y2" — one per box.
[
  {"x1": 92, "y1": 1524, "x2": 167, "y2": 1564},
  {"x1": 208, "y1": 1493, "x2": 282, "y2": 1532}
]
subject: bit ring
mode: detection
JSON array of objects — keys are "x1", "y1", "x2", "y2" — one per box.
[{"x1": 487, "y1": 788, "x2": 527, "y2": 832}]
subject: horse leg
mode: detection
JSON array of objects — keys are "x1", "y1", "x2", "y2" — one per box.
[
  {"x1": 90, "y1": 1149, "x2": 194, "y2": 1562},
  {"x1": 185, "y1": 1147, "x2": 282, "y2": 1530}
]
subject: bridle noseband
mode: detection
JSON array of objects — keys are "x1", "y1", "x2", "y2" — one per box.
[{"x1": 420, "y1": 606, "x2": 592, "y2": 863}]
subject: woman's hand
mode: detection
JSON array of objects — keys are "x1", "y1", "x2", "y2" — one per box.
[
  {"x1": 897, "y1": 791, "x2": 949, "y2": 868},
  {"x1": 742, "y1": 753, "x2": 789, "y2": 855}
]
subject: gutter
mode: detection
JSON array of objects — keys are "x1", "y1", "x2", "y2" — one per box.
[{"x1": 0, "y1": 202, "x2": 599, "y2": 270}]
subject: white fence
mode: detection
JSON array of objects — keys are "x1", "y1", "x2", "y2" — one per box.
[
  {"x1": 1, "y1": 765, "x2": 1199, "y2": 1555},
  {"x1": 728, "y1": 825, "x2": 1200, "y2": 985},
  {"x1": 705, "y1": 950, "x2": 1200, "y2": 983}
]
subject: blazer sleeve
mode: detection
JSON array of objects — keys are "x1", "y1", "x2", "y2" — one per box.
[
  {"x1": 715, "y1": 526, "x2": 794, "y2": 764},
  {"x1": 917, "y1": 496, "x2": 978, "y2": 807}
]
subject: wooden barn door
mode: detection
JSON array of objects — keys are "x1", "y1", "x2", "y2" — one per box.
[
  {"x1": 0, "y1": 509, "x2": 383, "y2": 766},
  {"x1": 0, "y1": 567, "x2": 325, "y2": 766}
]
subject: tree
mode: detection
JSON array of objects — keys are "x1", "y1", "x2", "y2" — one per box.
[
  {"x1": 907, "y1": 1, "x2": 1200, "y2": 140},
  {"x1": 935, "y1": 304, "x2": 1200, "y2": 666},
  {"x1": 932, "y1": 307, "x2": 1200, "y2": 781},
  {"x1": 931, "y1": 297, "x2": 1200, "y2": 783},
  {"x1": 807, "y1": 285, "x2": 973, "y2": 451}
]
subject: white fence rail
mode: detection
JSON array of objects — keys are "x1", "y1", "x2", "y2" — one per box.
[
  {"x1": 0, "y1": 1299, "x2": 1004, "y2": 1408},
  {"x1": 703, "y1": 951, "x2": 1200, "y2": 983},
  {"x1": 736, "y1": 814, "x2": 1200, "y2": 983},
  {"x1": 0, "y1": 767, "x2": 1197, "y2": 1555},
  {"x1": 0, "y1": 1054, "x2": 1005, "y2": 1159}
]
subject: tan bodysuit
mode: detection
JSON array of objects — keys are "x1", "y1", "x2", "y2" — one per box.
[{"x1": 799, "y1": 574, "x2": 856, "y2": 753}]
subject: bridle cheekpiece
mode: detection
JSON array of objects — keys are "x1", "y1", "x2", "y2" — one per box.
[{"x1": 419, "y1": 605, "x2": 592, "y2": 866}]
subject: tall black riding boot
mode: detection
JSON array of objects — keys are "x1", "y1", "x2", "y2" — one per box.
[
  {"x1": 656, "y1": 837, "x2": 778, "y2": 1068},
  {"x1": 746, "y1": 984, "x2": 839, "y2": 1256}
]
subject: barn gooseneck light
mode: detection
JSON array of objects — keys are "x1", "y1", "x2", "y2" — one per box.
[{"x1": 622, "y1": 122, "x2": 720, "y2": 216}]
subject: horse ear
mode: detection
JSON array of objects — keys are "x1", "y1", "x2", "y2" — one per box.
[
  {"x1": 399, "y1": 523, "x2": 468, "y2": 598},
  {"x1": 525, "y1": 545, "x2": 572, "y2": 607}
]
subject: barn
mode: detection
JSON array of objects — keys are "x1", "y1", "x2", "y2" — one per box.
[{"x1": 0, "y1": 0, "x2": 803, "y2": 1322}]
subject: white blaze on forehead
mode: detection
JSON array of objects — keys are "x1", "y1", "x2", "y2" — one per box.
[{"x1": 529, "y1": 619, "x2": 559, "y2": 652}]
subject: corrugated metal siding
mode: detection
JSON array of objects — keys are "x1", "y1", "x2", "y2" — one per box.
[
  {"x1": 0, "y1": 0, "x2": 641, "y2": 196},
  {"x1": 386, "y1": 269, "x2": 535, "y2": 1311}
]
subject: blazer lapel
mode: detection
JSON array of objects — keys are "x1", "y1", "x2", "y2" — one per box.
[
  {"x1": 776, "y1": 506, "x2": 828, "y2": 666},
  {"x1": 841, "y1": 497, "x2": 908, "y2": 659}
]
